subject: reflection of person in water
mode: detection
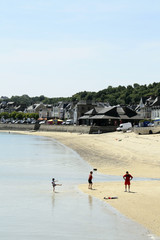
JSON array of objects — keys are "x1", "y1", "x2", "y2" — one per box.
[
  {"x1": 123, "y1": 171, "x2": 133, "y2": 192},
  {"x1": 88, "y1": 171, "x2": 93, "y2": 189},
  {"x1": 51, "y1": 178, "x2": 62, "y2": 192}
]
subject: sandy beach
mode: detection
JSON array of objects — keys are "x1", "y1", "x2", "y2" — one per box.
[{"x1": 3, "y1": 130, "x2": 160, "y2": 237}]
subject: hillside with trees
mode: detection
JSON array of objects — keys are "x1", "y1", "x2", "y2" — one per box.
[
  {"x1": 71, "y1": 82, "x2": 160, "y2": 105},
  {"x1": 1, "y1": 82, "x2": 160, "y2": 107}
]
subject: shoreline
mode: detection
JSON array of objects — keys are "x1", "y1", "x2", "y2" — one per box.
[
  {"x1": 4, "y1": 129, "x2": 160, "y2": 178},
  {"x1": 2, "y1": 130, "x2": 160, "y2": 237},
  {"x1": 79, "y1": 181, "x2": 160, "y2": 237}
]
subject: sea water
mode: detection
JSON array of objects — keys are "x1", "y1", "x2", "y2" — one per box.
[{"x1": 0, "y1": 132, "x2": 159, "y2": 240}]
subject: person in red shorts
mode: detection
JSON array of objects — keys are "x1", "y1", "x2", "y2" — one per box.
[
  {"x1": 123, "y1": 171, "x2": 133, "y2": 192},
  {"x1": 88, "y1": 171, "x2": 93, "y2": 189}
]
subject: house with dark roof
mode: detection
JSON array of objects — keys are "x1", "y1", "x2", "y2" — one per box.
[
  {"x1": 73, "y1": 100, "x2": 97, "y2": 124},
  {"x1": 64, "y1": 102, "x2": 75, "y2": 120},
  {"x1": 0, "y1": 102, "x2": 16, "y2": 113},
  {"x1": 79, "y1": 105, "x2": 143, "y2": 126}
]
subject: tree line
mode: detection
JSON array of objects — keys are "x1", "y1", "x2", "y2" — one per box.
[
  {"x1": 1, "y1": 82, "x2": 160, "y2": 107},
  {"x1": 71, "y1": 82, "x2": 160, "y2": 105},
  {"x1": 0, "y1": 112, "x2": 39, "y2": 120}
]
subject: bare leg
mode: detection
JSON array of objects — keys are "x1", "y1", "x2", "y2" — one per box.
[{"x1": 128, "y1": 185, "x2": 130, "y2": 192}]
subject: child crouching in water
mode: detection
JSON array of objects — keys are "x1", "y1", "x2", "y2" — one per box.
[{"x1": 52, "y1": 178, "x2": 62, "y2": 192}]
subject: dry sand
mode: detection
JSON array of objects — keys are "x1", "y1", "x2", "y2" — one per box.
[
  {"x1": 3, "y1": 130, "x2": 160, "y2": 236},
  {"x1": 79, "y1": 181, "x2": 160, "y2": 237}
]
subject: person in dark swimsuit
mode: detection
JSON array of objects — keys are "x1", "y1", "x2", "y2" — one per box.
[{"x1": 51, "y1": 178, "x2": 62, "y2": 192}]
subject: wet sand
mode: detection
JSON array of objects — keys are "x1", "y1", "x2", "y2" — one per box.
[
  {"x1": 79, "y1": 181, "x2": 160, "y2": 237},
  {"x1": 2, "y1": 130, "x2": 160, "y2": 237}
]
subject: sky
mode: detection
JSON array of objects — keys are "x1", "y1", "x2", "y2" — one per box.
[{"x1": 1, "y1": 0, "x2": 160, "y2": 98}]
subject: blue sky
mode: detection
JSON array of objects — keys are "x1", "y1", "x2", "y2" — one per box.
[{"x1": 1, "y1": 0, "x2": 160, "y2": 98}]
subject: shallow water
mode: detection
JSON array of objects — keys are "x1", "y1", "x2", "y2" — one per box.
[{"x1": 0, "y1": 132, "x2": 159, "y2": 240}]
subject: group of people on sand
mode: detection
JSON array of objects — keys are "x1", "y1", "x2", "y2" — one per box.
[
  {"x1": 88, "y1": 170, "x2": 133, "y2": 192},
  {"x1": 52, "y1": 170, "x2": 133, "y2": 192}
]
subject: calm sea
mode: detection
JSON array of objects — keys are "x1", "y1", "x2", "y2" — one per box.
[{"x1": 0, "y1": 132, "x2": 158, "y2": 240}]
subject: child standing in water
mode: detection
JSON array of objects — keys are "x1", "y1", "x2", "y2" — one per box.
[
  {"x1": 51, "y1": 178, "x2": 62, "y2": 192},
  {"x1": 123, "y1": 171, "x2": 133, "y2": 192},
  {"x1": 88, "y1": 171, "x2": 93, "y2": 189}
]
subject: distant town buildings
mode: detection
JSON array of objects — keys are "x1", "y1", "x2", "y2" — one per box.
[{"x1": 1, "y1": 95, "x2": 160, "y2": 126}]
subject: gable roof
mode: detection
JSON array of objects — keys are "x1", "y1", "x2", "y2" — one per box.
[
  {"x1": 151, "y1": 96, "x2": 160, "y2": 106},
  {"x1": 79, "y1": 105, "x2": 139, "y2": 120}
]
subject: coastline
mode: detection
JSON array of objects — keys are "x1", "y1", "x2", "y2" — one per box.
[
  {"x1": 2, "y1": 130, "x2": 160, "y2": 237},
  {"x1": 5, "y1": 130, "x2": 160, "y2": 178},
  {"x1": 79, "y1": 181, "x2": 160, "y2": 237}
]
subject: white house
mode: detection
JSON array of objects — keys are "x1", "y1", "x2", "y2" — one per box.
[
  {"x1": 136, "y1": 96, "x2": 155, "y2": 119},
  {"x1": 151, "y1": 96, "x2": 160, "y2": 120},
  {"x1": 26, "y1": 103, "x2": 53, "y2": 119}
]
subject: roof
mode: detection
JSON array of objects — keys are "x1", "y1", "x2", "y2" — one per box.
[
  {"x1": 151, "y1": 96, "x2": 160, "y2": 106},
  {"x1": 84, "y1": 109, "x2": 96, "y2": 115},
  {"x1": 84, "y1": 107, "x2": 104, "y2": 115},
  {"x1": 79, "y1": 115, "x2": 90, "y2": 119},
  {"x1": 7, "y1": 102, "x2": 14, "y2": 105},
  {"x1": 27, "y1": 105, "x2": 34, "y2": 110},
  {"x1": 97, "y1": 107, "x2": 115, "y2": 115},
  {"x1": 79, "y1": 105, "x2": 141, "y2": 120},
  {"x1": 89, "y1": 115, "x2": 119, "y2": 120}
]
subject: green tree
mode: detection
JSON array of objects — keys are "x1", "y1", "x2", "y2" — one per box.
[
  {"x1": 0, "y1": 112, "x2": 10, "y2": 119},
  {"x1": 133, "y1": 83, "x2": 140, "y2": 89},
  {"x1": 10, "y1": 111, "x2": 17, "y2": 119},
  {"x1": 16, "y1": 112, "x2": 24, "y2": 120}
]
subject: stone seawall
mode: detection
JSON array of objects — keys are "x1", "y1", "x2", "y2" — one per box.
[
  {"x1": 0, "y1": 123, "x2": 91, "y2": 134},
  {"x1": 39, "y1": 124, "x2": 91, "y2": 133},
  {"x1": 0, "y1": 123, "x2": 117, "y2": 134},
  {"x1": 0, "y1": 123, "x2": 35, "y2": 131},
  {"x1": 39, "y1": 125, "x2": 116, "y2": 133},
  {"x1": 89, "y1": 125, "x2": 116, "y2": 133}
]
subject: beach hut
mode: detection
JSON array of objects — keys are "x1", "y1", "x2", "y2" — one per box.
[
  {"x1": 47, "y1": 119, "x2": 63, "y2": 125},
  {"x1": 57, "y1": 119, "x2": 63, "y2": 125},
  {"x1": 47, "y1": 119, "x2": 54, "y2": 125}
]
